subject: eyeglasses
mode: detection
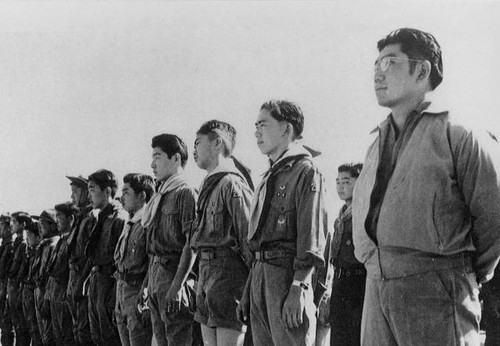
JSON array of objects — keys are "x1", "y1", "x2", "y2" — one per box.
[{"x1": 375, "y1": 56, "x2": 423, "y2": 73}]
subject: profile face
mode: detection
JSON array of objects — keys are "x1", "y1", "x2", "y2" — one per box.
[
  {"x1": 254, "y1": 109, "x2": 286, "y2": 158},
  {"x1": 193, "y1": 134, "x2": 215, "y2": 170},
  {"x1": 70, "y1": 185, "x2": 87, "y2": 207},
  {"x1": 336, "y1": 171, "x2": 357, "y2": 201},
  {"x1": 56, "y1": 211, "x2": 72, "y2": 233},
  {"x1": 374, "y1": 43, "x2": 420, "y2": 109},
  {"x1": 88, "y1": 181, "x2": 107, "y2": 209},
  {"x1": 27, "y1": 231, "x2": 40, "y2": 247},
  {"x1": 151, "y1": 147, "x2": 177, "y2": 182},
  {"x1": 121, "y1": 183, "x2": 142, "y2": 213}
]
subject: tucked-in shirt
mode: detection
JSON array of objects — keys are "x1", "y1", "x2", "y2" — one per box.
[
  {"x1": 85, "y1": 201, "x2": 127, "y2": 267},
  {"x1": 8, "y1": 232, "x2": 28, "y2": 283},
  {"x1": 67, "y1": 204, "x2": 94, "y2": 269},
  {"x1": 114, "y1": 206, "x2": 148, "y2": 275},
  {"x1": 248, "y1": 152, "x2": 327, "y2": 270},
  {"x1": 33, "y1": 235, "x2": 60, "y2": 289},
  {"x1": 190, "y1": 162, "x2": 253, "y2": 267},
  {"x1": 48, "y1": 232, "x2": 71, "y2": 283},
  {"x1": 146, "y1": 184, "x2": 197, "y2": 257}
]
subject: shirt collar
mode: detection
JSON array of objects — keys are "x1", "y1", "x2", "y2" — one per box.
[
  {"x1": 129, "y1": 206, "x2": 145, "y2": 224},
  {"x1": 370, "y1": 101, "x2": 447, "y2": 134}
]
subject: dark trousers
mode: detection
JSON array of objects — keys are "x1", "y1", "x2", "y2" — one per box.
[
  {"x1": 67, "y1": 269, "x2": 93, "y2": 345},
  {"x1": 361, "y1": 267, "x2": 481, "y2": 345},
  {"x1": 87, "y1": 271, "x2": 120, "y2": 346},
  {"x1": 0, "y1": 279, "x2": 14, "y2": 346},
  {"x1": 483, "y1": 293, "x2": 500, "y2": 346},
  {"x1": 250, "y1": 261, "x2": 316, "y2": 346},
  {"x1": 115, "y1": 278, "x2": 153, "y2": 346},
  {"x1": 22, "y1": 286, "x2": 43, "y2": 346},
  {"x1": 147, "y1": 259, "x2": 195, "y2": 346},
  {"x1": 7, "y1": 281, "x2": 30, "y2": 346},
  {"x1": 34, "y1": 287, "x2": 55, "y2": 346},
  {"x1": 50, "y1": 280, "x2": 76, "y2": 346},
  {"x1": 329, "y1": 272, "x2": 366, "y2": 346}
]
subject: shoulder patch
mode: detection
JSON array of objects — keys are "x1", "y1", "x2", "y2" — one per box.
[{"x1": 310, "y1": 182, "x2": 317, "y2": 192}]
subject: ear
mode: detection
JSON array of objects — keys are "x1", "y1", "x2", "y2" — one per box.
[
  {"x1": 139, "y1": 191, "x2": 147, "y2": 203},
  {"x1": 417, "y1": 60, "x2": 431, "y2": 82},
  {"x1": 283, "y1": 123, "x2": 293, "y2": 139},
  {"x1": 213, "y1": 138, "x2": 223, "y2": 151}
]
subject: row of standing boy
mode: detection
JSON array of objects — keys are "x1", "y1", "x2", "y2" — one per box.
[{"x1": 0, "y1": 101, "x2": 349, "y2": 346}]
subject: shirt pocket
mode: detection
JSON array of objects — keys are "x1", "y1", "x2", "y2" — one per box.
[
  {"x1": 207, "y1": 202, "x2": 225, "y2": 242},
  {"x1": 267, "y1": 185, "x2": 295, "y2": 240}
]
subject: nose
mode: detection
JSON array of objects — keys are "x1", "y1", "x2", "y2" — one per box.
[
  {"x1": 151, "y1": 160, "x2": 155, "y2": 169},
  {"x1": 374, "y1": 69, "x2": 384, "y2": 83},
  {"x1": 255, "y1": 130, "x2": 260, "y2": 138}
]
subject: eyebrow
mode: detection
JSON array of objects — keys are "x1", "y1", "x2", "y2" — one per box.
[{"x1": 374, "y1": 52, "x2": 398, "y2": 64}]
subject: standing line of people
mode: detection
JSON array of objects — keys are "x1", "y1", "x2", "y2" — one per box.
[{"x1": 0, "y1": 26, "x2": 500, "y2": 346}]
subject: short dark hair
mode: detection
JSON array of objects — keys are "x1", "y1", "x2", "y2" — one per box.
[
  {"x1": 377, "y1": 28, "x2": 443, "y2": 90},
  {"x1": 12, "y1": 211, "x2": 32, "y2": 228},
  {"x1": 123, "y1": 173, "x2": 155, "y2": 202},
  {"x1": 88, "y1": 169, "x2": 119, "y2": 198},
  {"x1": 151, "y1": 134, "x2": 188, "y2": 168},
  {"x1": 338, "y1": 163, "x2": 363, "y2": 178},
  {"x1": 197, "y1": 120, "x2": 237, "y2": 157},
  {"x1": 260, "y1": 100, "x2": 304, "y2": 139}
]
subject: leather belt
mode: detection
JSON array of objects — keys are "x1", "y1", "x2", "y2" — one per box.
[
  {"x1": 199, "y1": 248, "x2": 236, "y2": 261},
  {"x1": 333, "y1": 267, "x2": 366, "y2": 279},
  {"x1": 254, "y1": 249, "x2": 294, "y2": 261}
]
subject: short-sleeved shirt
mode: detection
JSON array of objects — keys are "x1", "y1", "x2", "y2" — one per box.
[{"x1": 146, "y1": 185, "x2": 197, "y2": 257}]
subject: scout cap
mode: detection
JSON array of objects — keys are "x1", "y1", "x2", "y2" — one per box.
[
  {"x1": 66, "y1": 175, "x2": 89, "y2": 189},
  {"x1": 39, "y1": 209, "x2": 57, "y2": 224}
]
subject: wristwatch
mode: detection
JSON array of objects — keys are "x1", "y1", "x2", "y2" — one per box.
[{"x1": 292, "y1": 280, "x2": 310, "y2": 290}]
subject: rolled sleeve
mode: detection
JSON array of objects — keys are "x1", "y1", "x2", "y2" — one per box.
[{"x1": 293, "y1": 166, "x2": 327, "y2": 270}]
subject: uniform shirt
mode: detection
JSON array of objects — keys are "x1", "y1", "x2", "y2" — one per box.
[
  {"x1": 114, "y1": 206, "x2": 148, "y2": 275},
  {"x1": 146, "y1": 185, "x2": 197, "y2": 257},
  {"x1": 67, "y1": 204, "x2": 93, "y2": 270},
  {"x1": 190, "y1": 162, "x2": 253, "y2": 267},
  {"x1": 8, "y1": 231, "x2": 28, "y2": 283},
  {"x1": 85, "y1": 200, "x2": 127, "y2": 267},
  {"x1": 330, "y1": 205, "x2": 363, "y2": 268},
  {"x1": 47, "y1": 232, "x2": 71, "y2": 284},
  {"x1": 33, "y1": 235, "x2": 60, "y2": 289},
  {"x1": 0, "y1": 234, "x2": 15, "y2": 280},
  {"x1": 22, "y1": 246, "x2": 37, "y2": 287},
  {"x1": 248, "y1": 150, "x2": 327, "y2": 270}
]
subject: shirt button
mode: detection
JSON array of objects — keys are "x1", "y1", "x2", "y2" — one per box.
[{"x1": 346, "y1": 240, "x2": 352, "y2": 245}]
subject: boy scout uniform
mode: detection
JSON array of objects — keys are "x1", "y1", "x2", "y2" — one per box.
[
  {"x1": 113, "y1": 206, "x2": 152, "y2": 346},
  {"x1": 47, "y1": 229, "x2": 76, "y2": 345},
  {"x1": 0, "y1": 219, "x2": 15, "y2": 346},
  {"x1": 85, "y1": 200, "x2": 126, "y2": 346},
  {"x1": 190, "y1": 165, "x2": 253, "y2": 332},
  {"x1": 33, "y1": 224, "x2": 60, "y2": 346},
  {"x1": 7, "y1": 228, "x2": 30, "y2": 346},
  {"x1": 144, "y1": 178, "x2": 197, "y2": 346},
  {"x1": 66, "y1": 203, "x2": 93, "y2": 345},
  {"x1": 247, "y1": 147, "x2": 327, "y2": 346},
  {"x1": 21, "y1": 243, "x2": 43, "y2": 346}
]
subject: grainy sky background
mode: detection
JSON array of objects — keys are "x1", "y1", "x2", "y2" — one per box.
[{"x1": 1, "y1": 1, "x2": 499, "y2": 215}]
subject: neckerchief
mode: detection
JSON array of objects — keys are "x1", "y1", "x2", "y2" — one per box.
[{"x1": 142, "y1": 173, "x2": 187, "y2": 230}]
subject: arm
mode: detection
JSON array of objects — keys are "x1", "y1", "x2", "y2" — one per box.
[
  {"x1": 283, "y1": 164, "x2": 327, "y2": 329},
  {"x1": 225, "y1": 177, "x2": 254, "y2": 268},
  {"x1": 453, "y1": 128, "x2": 500, "y2": 283}
]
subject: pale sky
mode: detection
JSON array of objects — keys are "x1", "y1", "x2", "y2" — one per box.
[{"x1": 1, "y1": 1, "x2": 499, "y2": 215}]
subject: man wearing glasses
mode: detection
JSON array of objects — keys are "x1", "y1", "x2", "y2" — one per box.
[{"x1": 352, "y1": 28, "x2": 500, "y2": 345}]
